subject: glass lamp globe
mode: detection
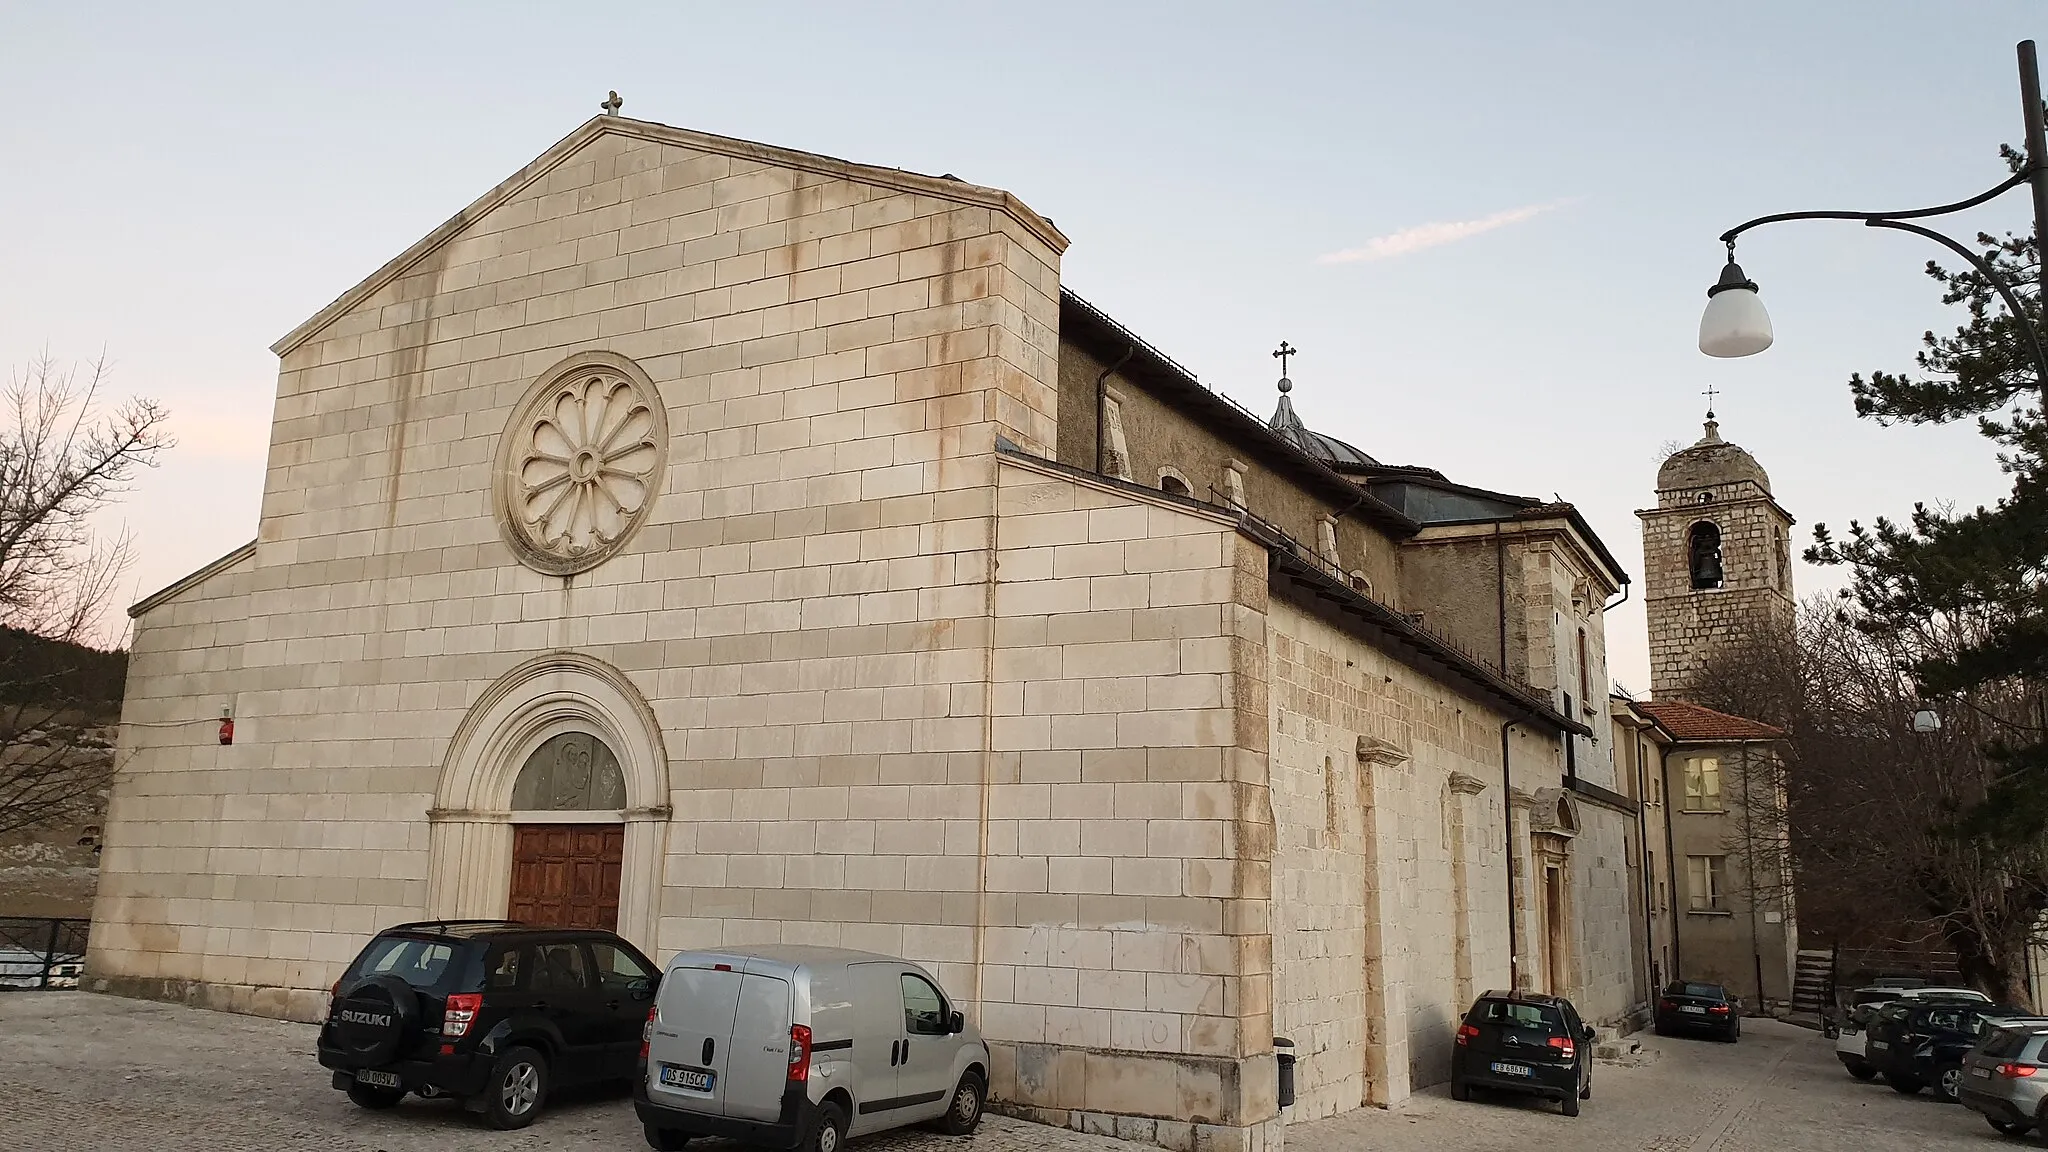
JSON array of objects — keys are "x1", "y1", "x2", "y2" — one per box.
[
  {"x1": 1912, "y1": 708, "x2": 1942, "y2": 734},
  {"x1": 1699, "y1": 261, "x2": 1775, "y2": 358}
]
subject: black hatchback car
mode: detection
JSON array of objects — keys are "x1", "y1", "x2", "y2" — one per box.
[
  {"x1": 1653, "y1": 981, "x2": 1741, "y2": 1042},
  {"x1": 1865, "y1": 999, "x2": 2037, "y2": 1102},
  {"x1": 1449, "y1": 991, "x2": 1596, "y2": 1116},
  {"x1": 317, "y1": 920, "x2": 660, "y2": 1129}
]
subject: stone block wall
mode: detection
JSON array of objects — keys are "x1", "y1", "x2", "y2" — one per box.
[
  {"x1": 983, "y1": 455, "x2": 1280, "y2": 1148},
  {"x1": 1266, "y1": 600, "x2": 1519, "y2": 1111},
  {"x1": 1054, "y1": 342, "x2": 1404, "y2": 605},
  {"x1": 1640, "y1": 492, "x2": 1794, "y2": 700}
]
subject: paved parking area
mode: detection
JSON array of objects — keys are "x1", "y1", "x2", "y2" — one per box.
[
  {"x1": 0, "y1": 992, "x2": 1129, "y2": 1152},
  {"x1": 1286, "y1": 1017, "x2": 2009, "y2": 1152},
  {"x1": 0, "y1": 992, "x2": 2017, "y2": 1152}
]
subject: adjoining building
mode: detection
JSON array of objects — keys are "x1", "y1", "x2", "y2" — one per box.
[{"x1": 92, "y1": 112, "x2": 1640, "y2": 1149}]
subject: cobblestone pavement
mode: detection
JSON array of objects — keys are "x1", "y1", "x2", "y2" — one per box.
[
  {"x1": 1286, "y1": 1017, "x2": 2006, "y2": 1152},
  {"x1": 0, "y1": 993, "x2": 2012, "y2": 1152},
  {"x1": 0, "y1": 992, "x2": 1133, "y2": 1152}
]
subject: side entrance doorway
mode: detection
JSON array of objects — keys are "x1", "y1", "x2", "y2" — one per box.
[{"x1": 508, "y1": 823, "x2": 624, "y2": 930}]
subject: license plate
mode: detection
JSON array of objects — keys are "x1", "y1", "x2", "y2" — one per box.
[
  {"x1": 1490, "y1": 1062, "x2": 1533, "y2": 1077},
  {"x1": 659, "y1": 1064, "x2": 714, "y2": 1093},
  {"x1": 1681, "y1": 1006, "x2": 1707, "y2": 1015},
  {"x1": 1974, "y1": 1067, "x2": 1993, "y2": 1078},
  {"x1": 1870, "y1": 1041, "x2": 1889, "y2": 1050},
  {"x1": 354, "y1": 1070, "x2": 401, "y2": 1088}
]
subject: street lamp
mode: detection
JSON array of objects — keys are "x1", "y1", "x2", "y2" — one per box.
[
  {"x1": 1700, "y1": 40, "x2": 2048, "y2": 398},
  {"x1": 1912, "y1": 708, "x2": 1942, "y2": 735}
]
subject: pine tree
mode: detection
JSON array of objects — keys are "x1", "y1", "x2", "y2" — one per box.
[{"x1": 1809, "y1": 131, "x2": 2048, "y2": 1000}]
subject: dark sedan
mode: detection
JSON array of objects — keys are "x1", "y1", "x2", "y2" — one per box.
[{"x1": 1653, "y1": 981, "x2": 1740, "y2": 1042}]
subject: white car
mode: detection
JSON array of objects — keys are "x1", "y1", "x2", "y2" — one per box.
[{"x1": 1835, "y1": 985, "x2": 1989, "y2": 1079}]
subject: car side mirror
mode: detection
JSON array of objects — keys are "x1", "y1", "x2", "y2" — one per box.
[
  {"x1": 628, "y1": 977, "x2": 653, "y2": 1000},
  {"x1": 949, "y1": 1010, "x2": 965, "y2": 1034},
  {"x1": 1582, "y1": 1026, "x2": 1596, "y2": 1043}
]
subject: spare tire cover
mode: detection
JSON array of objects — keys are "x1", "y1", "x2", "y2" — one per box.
[{"x1": 329, "y1": 974, "x2": 419, "y2": 1066}]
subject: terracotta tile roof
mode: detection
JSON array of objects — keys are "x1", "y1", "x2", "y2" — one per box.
[{"x1": 1636, "y1": 700, "x2": 1783, "y2": 742}]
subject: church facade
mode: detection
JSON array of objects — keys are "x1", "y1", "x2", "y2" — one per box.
[{"x1": 91, "y1": 114, "x2": 1640, "y2": 1148}]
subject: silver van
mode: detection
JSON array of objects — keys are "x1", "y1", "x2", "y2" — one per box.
[{"x1": 632, "y1": 945, "x2": 989, "y2": 1151}]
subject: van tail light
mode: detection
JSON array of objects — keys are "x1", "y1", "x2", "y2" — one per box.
[
  {"x1": 639, "y1": 1006, "x2": 657, "y2": 1062},
  {"x1": 788, "y1": 1024, "x2": 813, "y2": 1081},
  {"x1": 1999, "y1": 1063, "x2": 2040, "y2": 1078},
  {"x1": 442, "y1": 992, "x2": 482, "y2": 1039},
  {"x1": 1547, "y1": 1035, "x2": 1576, "y2": 1060},
  {"x1": 1455, "y1": 1024, "x2": 1479, "y2": 1047}
]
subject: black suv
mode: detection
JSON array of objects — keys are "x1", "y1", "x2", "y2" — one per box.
[
  {"x1": 1866, "y1": 999, "x2": 2038, "y2": 1102},
  {"x1": 1449, "y1": 991, "x2": 1596, "y2": 1116},
  {"x1": 317, "y1": 920, "x2": 660, "y2": 1129},
  {"x1": 1653, "y1": 980, "x2": 1741, "y2": 1042}
]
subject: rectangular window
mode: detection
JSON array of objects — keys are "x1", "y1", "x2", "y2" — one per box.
[
  {"x1": 1687, "y1": 855, "x2": 1727, "y2": 912},
  {"x1": 1577, "y1": 628, "x2": 1590, "y2": 704},
  {"x1": 1683, "y1": 756, "x2": 1722, "y2": 811}
]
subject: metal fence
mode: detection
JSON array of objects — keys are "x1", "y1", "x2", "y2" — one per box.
[{"x1": 0, "y1": 917, "x2": 89, "y2": 988}]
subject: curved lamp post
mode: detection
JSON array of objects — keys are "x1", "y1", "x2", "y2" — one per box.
[{"x1": 1701, "y1": 40, "x2": 2048, "y2": 399}]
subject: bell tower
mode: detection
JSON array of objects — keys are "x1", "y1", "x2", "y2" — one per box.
[{"x1": 1637, "y1": 411, "x2": 1796, "y2": 699}]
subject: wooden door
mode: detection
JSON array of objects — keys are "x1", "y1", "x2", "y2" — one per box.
[{"x1": 508, "y1": 823, "x2": 624, "y2": 930}]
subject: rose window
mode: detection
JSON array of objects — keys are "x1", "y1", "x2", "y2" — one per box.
[{"x1": 495, "y1": 353, "x2": 668, "y2": 575}]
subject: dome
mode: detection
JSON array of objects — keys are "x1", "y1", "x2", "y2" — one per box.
[
  {"x1": 1657, "y1": 417, "x2": 1770, "y2": 495},
  {"x1": 1269, "y1": 390, "x2": 1379, "y2": 468}
]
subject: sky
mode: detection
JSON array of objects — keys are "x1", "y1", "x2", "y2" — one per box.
[{"x1": 1, "y1": 1, "x2": 2041, "y2": 692}]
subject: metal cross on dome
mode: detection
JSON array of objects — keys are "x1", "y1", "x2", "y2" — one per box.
[
  {"x1": 1272, "y1": 341, "x2": 1297, "y2": 377},
  {"x1": 1702, "y1": 383, "x2": 1720, "y2": 419}
]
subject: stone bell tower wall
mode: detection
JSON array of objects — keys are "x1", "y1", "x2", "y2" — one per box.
[{"x1": 1639, "y1": 484, "x2": 1795, "y2": 701}]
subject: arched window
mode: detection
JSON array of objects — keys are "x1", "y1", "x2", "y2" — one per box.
[
  {"x1": 1160, "y1": 474, "x2": 1190, "y2": 498},
  {"x1": 1688, "y1": 522, "x2": 1724, "y2": 590}
]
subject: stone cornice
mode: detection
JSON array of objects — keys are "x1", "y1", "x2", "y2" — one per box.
[
  {"x1": 274, "y1": 116, "x2": 1069, "y2": 358},
  {"x1": 1356, "y1": 736, "x2": 1410, "y2": 767},
  {"x1": 128, "y1": 540, "x2": 257, "y2": 619}
]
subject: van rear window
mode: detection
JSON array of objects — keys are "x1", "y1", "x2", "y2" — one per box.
[
  {"x1": 1473, "y1": 1000, "x2": 1561, "y2": 1033},
  {"x1": 355, "y1": 937, "x2": 459, "y2": 989}
]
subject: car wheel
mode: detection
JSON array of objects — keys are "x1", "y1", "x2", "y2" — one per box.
[
  {"x1": 643, "y1": 1125, "x2": 693, "y2": 1151},
  {"x1": 1847, "y1": 1062, "x2": 1878, "y2": 1081},
  {"x1": 346, "y1": 1081, "x2": 405, "y2": 1110},
  {"x1": 479, "y1": 1045, "x2": 548, "y2": 1130},
  {"x1": 936, "y1": 1072, "x2": 985, "y2": 1135},
  {"x1": 805, "y1": 1099, "x2": 848, "y2": 1152},
  {"x1": 1450, "y1": 1077, "x2": 1471, "y2": 1102},
  {"x1": 1988, "y1": 1116, "x2": 2031, "y2": 1137},
  {"x1": 1561, "y1": 1091, "x2": 1581, "y2": 1117},
  {"x1": 1884, "y1": 1073, "x2": 1923, "y2": 1095},
  {"x1": 1935, "y1": 1064, "x2": 1963, "y2": 1103}
]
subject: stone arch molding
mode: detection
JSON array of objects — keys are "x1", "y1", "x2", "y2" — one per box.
[{"x1": 425, "y1": 651, "x2": 671, "y2": 950}]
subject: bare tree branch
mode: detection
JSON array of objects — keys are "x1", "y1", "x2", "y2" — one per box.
[{"x1": 0, "y1": 354, "x2": 168, "y2": 836}]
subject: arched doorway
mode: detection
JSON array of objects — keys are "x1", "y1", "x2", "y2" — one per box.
[
  {"x1": 506, "y1": 732, "x2": 630, "y2": 930},
  {"x1": 426, "y1": 652, "x2": 670, "y2": 951}
]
